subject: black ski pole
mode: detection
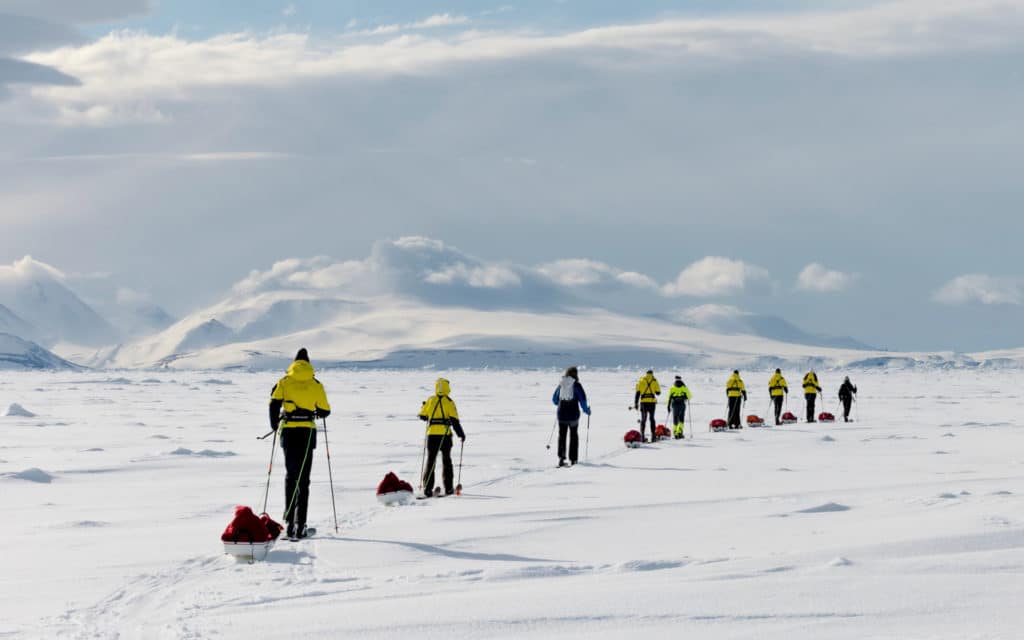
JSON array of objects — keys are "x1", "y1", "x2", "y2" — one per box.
[
  {"x1": 455, "y1": 440, "x2": 464, "y2": 495},
  {"x1": 545, "y1": 418, "x2": 557, "y2": 450},
  {"x1": 261, "y1": 429, "x2": 278, "y2": 514},
  {"x1": 257, "y1": 430, "x2": 274, "y2": 440},
  {"x1": 321, "y1": 418, "x2": 339, "y2": 534},
  {"x1": 585, "y1": 413, "x2": 591, "y2": 461}
]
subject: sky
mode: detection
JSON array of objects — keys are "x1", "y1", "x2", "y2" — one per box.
[{"x1": 1, "y1": 0, "x2": 1023, "y2": 352}]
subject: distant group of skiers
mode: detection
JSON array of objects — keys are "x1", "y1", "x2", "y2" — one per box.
[
  {"x1": 632, "y1": 368, "x2": 857, "y2": 439},
  {"x1": 264, "y1": 349, "x2": 860, "y2": 531}
]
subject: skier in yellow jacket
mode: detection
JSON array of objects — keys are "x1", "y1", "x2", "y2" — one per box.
[
  {"x1": 418, "y1": 378, "x2": 466, "y2": 497},
  {"x1": 768, "y1": 369, "x2": 788, "y2": 426},
  {"x1": 269, "y1": 348, "x2": 332, "y2": 539},
  {"x1": 803, "y1": 370, "x2": 822, "y2": 423},
  {"x1": 666, "y1": 376, "x2": 691, "y2": 439},
  {"x1": 726, "y1": 370, "x2": 747, "y2": 429},
  {"x1": 633, "y1": 370, "x2": 661, "y2": 442}
]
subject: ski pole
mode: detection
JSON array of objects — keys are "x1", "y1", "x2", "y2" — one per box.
[
  {"x1": 260, "y1": 429, "x2": 278, "y2": 514},
  {"x1": 321, "y1": 418, "x2": 339, "y2": 534},
  {"x1": 585, "y1": 413, "x2": 591, "y2": 461},
  {"x1": 418, "y1": 428, "x2": 429, "y2": 489},
  {"x1": 455, "y1": 440, "x2": 464, "y2": 495},
  {"x1": 545, "y1": 418, "x2": 557, "y2": 450},
  {"x1": 257, "y1": 430, "x2": 274, "y2": 440}
]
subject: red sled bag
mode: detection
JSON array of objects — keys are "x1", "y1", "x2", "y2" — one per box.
[
  {"x1": 818, "y1": 412, "x2": 836, "y2": 423},
  {"x1": 654, "y1": 424, "x2": 672, "y2": 440},
  {"x1": 746, "y1": 414, "x2": 765, "y2": 427},
  {"x1": 624, "y1": 429, "x2": 643, "y2": 447},
  {"x1": 377, "y1": 471, "x2": 415, "y2": 505},
  {"x1": 710, "y1": 418, "x2": 728, "y2": 431},
  {"x1": 222, "y1": 505, "x2": 275, "y2": 543},
  {"x1": 781, "y1": 411, "x2": 798, "y2": 424}
]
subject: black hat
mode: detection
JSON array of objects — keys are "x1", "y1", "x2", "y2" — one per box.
[
  {"x1": 733, "y1": 370, "x2": 739, "y2": 375},
  {"x1": 646, "y1": 369, "x2": 654, "y2": 374},
  {"x1": 295, "y1": 348, "x2": 309, "y2": 362},
  {"x1": 565, "y1": 366, "x2": 579, "y2": 380},
  {"x1": 775, "y1": 368, "x2": 781, "y2": 373},
  {"x1": 675, "y1": 375, "x2": 682, "y2": 380}
]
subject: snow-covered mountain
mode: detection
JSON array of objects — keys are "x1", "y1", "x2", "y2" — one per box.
[
  {"x1": 667, "y1": 305, "x2": 876, "y2": 351},
  {"x1": 105, "y1": 238, "x2": 1003, "y2": 371},
  {"x1": 0, "y1": 333, "x2": 80, "y2": 369},
  {"x1": 0, "y1": 257, "x2": 119, "y2": 347}
]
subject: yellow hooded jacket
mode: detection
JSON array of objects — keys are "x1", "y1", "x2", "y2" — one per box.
[
  {"x1": 270, "y1": 360, "x2": 331, "y2": 429},
  {"x1": 803, "y1": 371, "x2": 822, "y2": 395},
  {"x1": 635, "y1": 374, "x2": 661, "y2": 405},
  {"x1": 419, "y1": 378, "x2": 462, "y2": 437},
  {"x1": 726, "y1": 373, "x2": 746, "y2": 398},
  {"x1": 769, "y1": 372, "x2": 788, "y2": 397}
]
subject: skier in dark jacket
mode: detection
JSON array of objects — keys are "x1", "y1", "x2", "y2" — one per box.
[
  {"x1": 552, "y1": 366, "x2": 591, "y2": 467},
  {"x1": 838, "y1": 376, "x2": 858, "y2": 422},
  {"x1": 269, "y1": 348, "x2": 331, "y2": 539}
]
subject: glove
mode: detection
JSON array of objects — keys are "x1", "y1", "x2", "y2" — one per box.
[
  {"x1": 742, "y1": 392, "x2": 748, "y2": 401},
  {"x1": 270, "y1": 422, "x2": 279, "y2": 432},
  {"x1": 584, "y1": 406, "x2": 591, "y2": 416},
  {"x1": 460, "y1": 434, "x2": 466, "y2": 442},
  {"x1": 315, "y1": 408, "x2": 330, "y2": 419}
]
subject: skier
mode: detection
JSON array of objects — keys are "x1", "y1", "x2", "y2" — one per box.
[
  {"x1": 768, "y1": 368, "x2": 788, "y2": 426},
  {"x1": 633, "y1": 370, "x2": 661, "y2": 442},
  {"x1": 726, "y1": 370, "x2": 747, "y2": 429},
  {"x1": 666, "y1": 375, "x2": 691, "y2": 439},
  {"x1": 838, "y1": 376, "x2": 858, "y2": 422},
  {"x1": 418, "y1": 378, "x2": 466, "y2": 497},
  {"x1": 551, "y1": 366, "x2": 591, "y2": 467},
  {"x1": 269, "y1": 348, "x2": 331, "y2": 540},
  {"x1": 803, "y1": 370, "x2": 822, "y2": 422}
]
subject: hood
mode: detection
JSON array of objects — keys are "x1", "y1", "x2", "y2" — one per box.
[
  {"x1": 286, "y1": 360, "x2": 315, "y2": 381},
  {"x1": 674, "y1": 380, "x2": 684, "y2": 387},
  {"x1": 435, "y1": 378, "x2": 451, "y2": 396}
]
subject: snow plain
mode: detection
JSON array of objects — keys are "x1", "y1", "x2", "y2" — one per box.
[{"x1": 2, "y1": 369, "x2": 1022, "y2": 639}]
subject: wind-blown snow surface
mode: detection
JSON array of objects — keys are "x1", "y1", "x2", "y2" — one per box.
[{"x1": 2, "y1": 370, "x2": 1022, "y2": 638}]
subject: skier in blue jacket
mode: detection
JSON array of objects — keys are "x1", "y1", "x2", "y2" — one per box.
[{"x1": 551, "y1": 366, "x2": 591, "y2": 467}]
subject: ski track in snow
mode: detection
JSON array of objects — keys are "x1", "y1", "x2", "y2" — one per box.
[{"x1": 1, "y1": 369, "x2": 1023, "y2": 638}]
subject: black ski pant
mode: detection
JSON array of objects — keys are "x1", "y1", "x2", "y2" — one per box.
[
  {"x1": 671, "y1": 402, "x2": 686, "y2": 427},
  {"x1": 841, "y1": 397, "x2": 853, "y2": 421},
  {"x1": 558, "y1": 421, "x2": 579, "y2": 463},
  {"x1": 424, "y1": 434, "x2": 454, "y2": 495},
  {"x1": 727, "y1": 396, "x2": 742, "y2": 428},
  {"x1": 639, "y1": 403, "x2": 656, "y2": 439},
  {"x1": 772, "y1": 396, "x2": 784, "y2": 424},
  {"x1": 805, "y1": 393, "x2": 817, "y2": 422},
  {"x1": 282, "y1": 428, "x2": 315, "y2": 530}
]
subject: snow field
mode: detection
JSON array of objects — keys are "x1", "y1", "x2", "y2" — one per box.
[{"x1": 1, "y1": 369, "x2": 1022, "y2": 638}]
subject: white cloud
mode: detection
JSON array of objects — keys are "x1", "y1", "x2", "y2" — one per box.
[
  {"x1": 797, "y1": 263, "x2": 858, "y2": 293},
  {"x1": 536, "y1": 258, "x2": 657, "y2": 290},
  {"x1": 663, "y1": 257, "x2": 770, "y2": 297},
  {"x1": 933, "y1": 274, "x2": 1023, "y2": 305},
  {"x1": 0, "y1": 255, "x2": 66, "y2": 283},
  {"x1": 424, "y1": 263, "x2": 521, "y2": 289},
  {"x1": 358, "y1": 13, "x2": 470, "y2": 36},
  {"x1": 20, "y1": 0, "x2": 1024, "y2": 125}
]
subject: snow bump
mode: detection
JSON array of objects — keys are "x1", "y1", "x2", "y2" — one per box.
[
  {"x1": 797, "y1": 502, "x2": 851, "y2": 514},
  {"x1": 7, "y1": 467, "x2": 54, "y2": 483},
  {"x1": 5, "y1": 403, "x2": 36, "y2": 417}
]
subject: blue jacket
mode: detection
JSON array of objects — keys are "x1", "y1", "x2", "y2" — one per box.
[{"x1": 552, "y1": 378, "x2": 590, "y2": 422}]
